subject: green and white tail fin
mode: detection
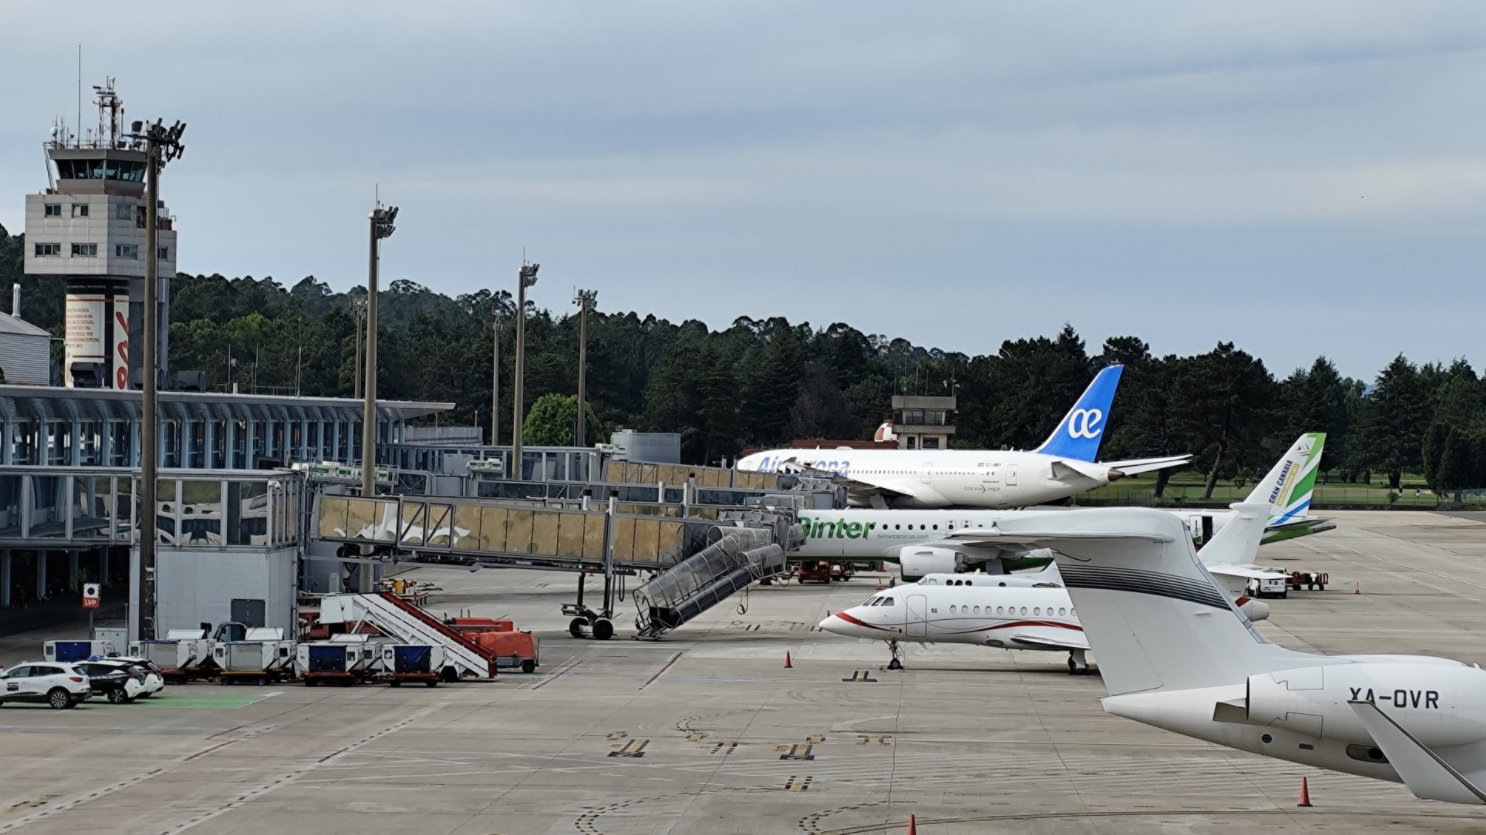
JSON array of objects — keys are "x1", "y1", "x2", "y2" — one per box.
[{"x1": 1243, "y1": 433, "x2": 1326, "y2": 528}]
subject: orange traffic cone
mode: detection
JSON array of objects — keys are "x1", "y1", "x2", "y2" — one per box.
[
  {"x1": 1297, "y1": 777, "x2": 1313, "y2": 807},
  {"x1": 1354, "y1": 582, "x2": 1361, "y2": 595},
  {"x1": 876, "y1": 580, "x2": 884, "y2": 591},
  {"x1": 907, "y1": 814, "x2": 917, "y2": 834},
  {"x1": 784, "y1": 651, "x2": 793, "y2": 669}
]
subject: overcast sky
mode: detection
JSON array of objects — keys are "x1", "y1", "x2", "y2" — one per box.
[{"x1": 3, "y1": 1, "x2": 1484, "y2": 380}]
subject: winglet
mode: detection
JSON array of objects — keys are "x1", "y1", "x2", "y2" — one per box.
[
  {"x1": 1034, "y1": 365, "x2": 1123, "y2": 461},
  {"x1": 1349, "y1": 700, "x2": 1486, "y2": 805}
]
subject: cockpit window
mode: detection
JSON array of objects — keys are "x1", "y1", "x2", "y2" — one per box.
[{"x1": 880, "y1": 597, "x2": 895, "y2": 606}]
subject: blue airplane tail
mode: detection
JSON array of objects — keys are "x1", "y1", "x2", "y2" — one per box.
[{"x1": 1033, "y1": 364, "x2": 1123, "y2": 461}]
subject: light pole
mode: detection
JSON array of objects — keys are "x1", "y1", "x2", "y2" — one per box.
[
  {"x1": 490, "y1": 305, "x2": 501, "y2": 447},
  {"x1": 511, "y1": 263, "x2": 539, "y2": 479},
  {"x1": 360, "y1": 203, "x2": 397, "y2": 592},
  {"x1": 573, "y1": 289, "x2": 597, "y2": 447},
  {"x1": 128, "y1": 117, "x2": 185, "y2": 641}
]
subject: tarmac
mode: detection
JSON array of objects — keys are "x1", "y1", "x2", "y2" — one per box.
[{"x1": 3, "y1": 510, "x2": 1486, "y2": 834}]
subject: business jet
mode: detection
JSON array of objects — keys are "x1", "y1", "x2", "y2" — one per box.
[
  {"x1": 736, "y1": 365, "x2": 1190, "y2": 509},
  {"x1": 818, "y1": 477, "x2": 1278, "y2": 674},
  {"x1": 973, "y1": 504, "x2": 1486, "y2": 806},
  {"x1": 792, "y1": 433, "x2": 1329, "y2": 580}
]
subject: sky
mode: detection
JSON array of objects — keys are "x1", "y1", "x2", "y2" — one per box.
[{"x1": 3, "y1": 1, "x2": 1485, "y2": 380}]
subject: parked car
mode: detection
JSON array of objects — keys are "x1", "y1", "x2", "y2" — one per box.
[
  {"x1": 0, "y1": 663, "x2": 92, "y2": 709},
  {"x1": 75, "y1": 660, "x2": 148, "y2": 704},
  {"x1": 104, "y1": 657, "x2": 166, "y2": 698}
]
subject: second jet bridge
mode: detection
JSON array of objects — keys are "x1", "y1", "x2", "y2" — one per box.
[{"x1": 312, "y1": 492, "x2": 799, "y2": 640}]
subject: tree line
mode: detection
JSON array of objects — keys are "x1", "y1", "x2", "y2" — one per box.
[{"x1": 1, "y1": 222, "x2": 1482, "y2": 497}]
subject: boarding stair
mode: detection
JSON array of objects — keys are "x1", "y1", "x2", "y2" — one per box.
[
  {"x1": 318, "y1": 593, "x2": 496, "y2": 679},
  {"x1": 633, "y1": 526, "x2": 789, "y2": 639}
]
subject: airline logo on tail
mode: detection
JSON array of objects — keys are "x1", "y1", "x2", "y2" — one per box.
[
  {"x1": 1034, "y1": 365, "x2": 1124, "y2": 462},
  {"x1": 1271, "y1": 433, "x2": 1324, "y2": 525}
]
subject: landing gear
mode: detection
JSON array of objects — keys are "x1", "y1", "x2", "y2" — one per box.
[
  {"x1": 1067, "y1": 649, "x2": 1091, "y2": 675},
  {"x1": 886, "y1": 640, "x2": 904, "y2": 670}
]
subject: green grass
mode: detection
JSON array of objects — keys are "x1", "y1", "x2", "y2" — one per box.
[{"x1": 1076, "y1": 472, "x2": 1478, "y2": 509}]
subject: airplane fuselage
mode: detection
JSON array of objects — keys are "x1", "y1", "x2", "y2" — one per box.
[
  {"x1": 737, "y1": 448, "x2": 1110, "y2": 509},
  {"x1": 819, "y1": 579, "x2": 1086, "y2": 653}
]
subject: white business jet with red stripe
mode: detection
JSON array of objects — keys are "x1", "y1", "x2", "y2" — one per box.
[{"x1": 736, "y1": 365, "x2": 1190, "y2": 509}]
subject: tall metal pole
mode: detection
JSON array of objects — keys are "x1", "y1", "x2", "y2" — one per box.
[
  {"x1": 130, "y1": 118, "x2": 184, "y2": 642},
  {"x1": 574, "y1": 289, "x2": 596, "y2": 447},
  {"x1": 490, "y1": 308, "x2": 501, "y2": 446},
  {"x1": 511, "y1": 263, "x2": 539, "y2": 479},
  {"x1": 353, "y1": 299, "x2": 364, "y2": 399},
  {"x1": 360, "y1": 203, "x2": 397, "y2": 592}
]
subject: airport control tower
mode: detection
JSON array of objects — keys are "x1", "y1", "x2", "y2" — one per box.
[{"x1": 23, "y1": 79, "x2": 176, "y2": 388}]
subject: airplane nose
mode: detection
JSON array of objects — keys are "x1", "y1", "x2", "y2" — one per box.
[{"x1": 818, "y1": 613, "x2": 844, "y2": 632}]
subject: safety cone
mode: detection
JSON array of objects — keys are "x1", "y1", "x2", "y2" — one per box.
[
  {"x1": 784, "y1": 651, "x2": 793, "y2": 669},
  {"x1": 876, "y1": 580, "x2": 884, "y2": 591},
  {"x1": 1354, "y1": 582, "x2": 1361, "y2": 595},
  {"x1": 907, "y1": 814, "x2": 917, "y2": 834},
  {"x1": 1297, "y1": 777, "x2": 1313, "y2": 807}
]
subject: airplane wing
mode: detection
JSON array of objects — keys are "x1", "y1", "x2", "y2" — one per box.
[
  {"x1": 1005, "y1": 627, "x2": 1090, "y2": 652},
  {"x1": 1104, "y1": 455, "x2": 1193, "y2": 476},
  {"x1": 1350, "y1": 699, "x2": 1486, "y2": 804},
  {"x1": 942, "y1": 527, "x2": 1176, "y2": 546}
]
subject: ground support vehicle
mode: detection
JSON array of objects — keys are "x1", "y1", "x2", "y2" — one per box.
[
  {"x1": 380, "y1": 644, "x2": 445, "y2": 686},
  {"x1": 0, "y1": 663, "x2": 91, "y2": 709}
]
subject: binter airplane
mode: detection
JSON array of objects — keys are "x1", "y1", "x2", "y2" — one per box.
[
  {"x1": 972, "y1": 504, "x2": 1486, "y2": 806},
  {"x1": 791, "y1": 433, "x2": 1329, "y2": 580},
  {"x1": 815, "y1": 438, "x2": 1311, "y2": 673},
  {"x1": 736, "y1": 365, "x2": 1190, "y2": 509}
]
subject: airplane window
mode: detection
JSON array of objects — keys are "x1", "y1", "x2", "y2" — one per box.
[
  {"x1": 1070, "y1": 608, "x2": 1075, "y2": 616},
  {"x1": 949, "y1": 605, "x2": 957, "y2": 614},
  {"x1": 1058, "y1": 607, "x2": 1066, "y2": 616},
  {"x1": 1020, "y1": 607, "x2": 1028, "y2": 615},
  {"x1": 883, "y1": 598, "x2": 894, "y2": 606},
  {"x1": 973, "y1": 606, "x2": 981, "y2": 615},
  {"x1": 948, "y1": 523, "x2": 955, "y2": 530},
  {"x1": 1034, "y1": 607, "x2": 1041, "y2": 616},
  {"x1": 932, "y1": 525, "x2": 938, "y2": 530},
  {"x1": 996, "y1": 606, "x2": 1004, "y2": 615},
  {"x1": 966, "y1": 580, "x2": 973, "y2": 586}
]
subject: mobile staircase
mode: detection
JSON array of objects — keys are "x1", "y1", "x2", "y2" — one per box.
[
  {"x1": 319, "y1": 593, "x2": 497, "y2": 680},
  {"x1": 633, "y1": 524, "x2": 789, "y2": 640}
]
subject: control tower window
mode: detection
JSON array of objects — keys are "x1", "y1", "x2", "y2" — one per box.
[
  {"x1": 70, "y1": 243, "x2": 97, "y2": 258},
  {"x1": 33, "y1": 243, "x2": 60, "y2": 258},
  {"x1": 71, "y1": 203, "x2": 89, "y2": 218},
  {"x1": 115, "y1": 160, "x2": 145, "y2": 182},
  {"x1": 44, "y1": 203, "x2": 61, "y2": 217}
]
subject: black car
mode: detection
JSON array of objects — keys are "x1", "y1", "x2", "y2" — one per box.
[{"x1": 75, "y1": 661, "x2": 145, "y2": 704}]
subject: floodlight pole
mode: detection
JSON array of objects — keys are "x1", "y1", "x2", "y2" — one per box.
[
  {"x1": 490, "y1": 307, "x2": 501, "y2": 446},
  {"x1": 131, "y1": 118, "x2": 185, "y2": 641},
  {"x1": 360, "y1": 203, "x2": 397, "y2": 592},
  {"x1": 574, "y1": 289, "x2": 597, "y2": 447},
  {"x1": 511, "y1": 263, "x2": 539, "y2": 478}
]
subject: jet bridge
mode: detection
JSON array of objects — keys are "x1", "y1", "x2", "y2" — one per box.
[{"x1": 312, "y1": 491, "x2": 801, "y2": 640}]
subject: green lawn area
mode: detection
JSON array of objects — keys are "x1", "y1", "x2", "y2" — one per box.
[{"x1": 1077, "y1": 471, "x2": 1477, "y2": 509}]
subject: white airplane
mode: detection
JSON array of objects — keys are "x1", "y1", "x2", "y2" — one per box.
[
  {"x1": 790, "y1": 433, "x2": 1328, "y2": 580},
  {"x1": 977, "y1": 504, "x2": 1486, "y2": 806},
  {"x1": 818, "y1": 469, "x2": 1280, "y2": 674},
  {"x1": 737, "y1": 365, "x2": 1190, "y2": 509}
]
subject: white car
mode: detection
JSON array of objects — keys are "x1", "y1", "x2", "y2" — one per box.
[
  {"x1": 106, "y1": 657, "x2": 166, "y2": 698},
  {"x1": 75, "y1": 661, "x2": 149, "y2": 704},
  {"x1": 0, "y1": 662, "x2": 92, "y2": 709}
]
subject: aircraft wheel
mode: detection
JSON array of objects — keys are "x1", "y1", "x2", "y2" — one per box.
[
  {"x1": 887, "y1": 658, "x2": 902, "y2": 671},
  {"x1": 593, "y1": 619, "x2": 615, "y2": 641},
  {"x1": 1067, "y1": 657, "x2": 1078, "y2": 675}
]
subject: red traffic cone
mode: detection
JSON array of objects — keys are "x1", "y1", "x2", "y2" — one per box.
[
  {"x1": 1297, "y1": 777, "x2": 1313, "y2": 807},
  {"x1": 784, "y1": 651, "x2": 793, "y2": 668},
  {"x1": 1354, "y1": 582, "x2": 1361, "y2": 595},
  {"x1": 876, "y1": 580, "x2": 884, "y2": 591},
  {"x1": 907, "y1": 814, "x2": 917, "y2": 834}
]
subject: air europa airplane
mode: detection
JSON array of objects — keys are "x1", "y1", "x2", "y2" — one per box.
[{"x1": 736, "y1": 365, "x2": 1191, "y2": 509}]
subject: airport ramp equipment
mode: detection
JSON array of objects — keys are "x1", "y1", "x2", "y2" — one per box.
[
  {"x1": 633, "y1": 526, "x2": 788, "y2": 639},
  {"x1": 319, "y1": 593, "x2": 496, "y2": 680}
]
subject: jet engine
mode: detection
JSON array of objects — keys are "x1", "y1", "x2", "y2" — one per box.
[
  {"x1": 1236, "y1": 598, "x2": 1271, "y2": 623},
  {"x1": 1244, "y1": 663, "x2": 1486, "y2": 748},
  {"x1": 899, "y1": 546, "x2": 965, "y2": 581}
]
